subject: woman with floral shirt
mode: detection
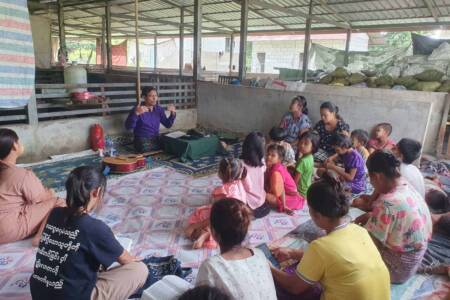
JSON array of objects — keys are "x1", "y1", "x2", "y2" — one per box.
[{"x1": 356, "y1": 150, "x2": 432, "y2": 283}]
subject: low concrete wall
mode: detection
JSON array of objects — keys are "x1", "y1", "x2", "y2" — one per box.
[
  {"x1": 8, "y1": 109, "x2": 197, "y2": 163},
  {"x1": 197, "y1": 82, "x2": 447, "y2": 154}
]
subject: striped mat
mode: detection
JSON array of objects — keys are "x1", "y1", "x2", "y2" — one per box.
[{"x1": 0, "y1": 0, "x2": 34, "y2": 108}]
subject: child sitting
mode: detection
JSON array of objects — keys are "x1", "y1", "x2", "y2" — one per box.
[
  {"x1": 240, "y1": 132, "x2": 271, "y2": 218},
  {"x1": 185, "y1": 157, "x2": 247, "y2": 249},
  {"x1": 269, "y1": 127, "x2": 296, "y2": 167},
  {"x1": 368, "y1": 123, "x2": 395, "y2": 154},
  {"x1": 294, "y1": 131, "x2": 320, "y2": 197},
  {"x1": 351, "y1": 129, "x2": 370, "y2": 162},
  {"x1": 324, "y1": 134, "x2": 366, "y2": 195},
  {"x1": 265, "y1": 144, "x2": 304, "y2": 215},
  {"x1": 393, "y1": 138, "x2": 425, "y2": 198},
  {"x1": 30, "y1": 166, "x2": 148, "y2": 300}
]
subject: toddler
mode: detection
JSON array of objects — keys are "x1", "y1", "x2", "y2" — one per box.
[
  {"x1": 351, "y1": 129, "x2": 370, "y2": 162},
  {"x1": 368, "y1": 123, "x2": 395, "y2": 154},
  {"x1": 294, "y1": 131, "x2": 320, "y2": 197},
  {"x1": 269, "y1": 127, "x2": 296, "y2": 167}
]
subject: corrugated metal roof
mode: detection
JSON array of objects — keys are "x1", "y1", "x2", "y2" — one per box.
[{"x1": 29, "y1": 0, "x2": 450, "y2": 37}]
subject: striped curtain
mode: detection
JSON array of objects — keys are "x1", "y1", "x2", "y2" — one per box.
[{"x1": 0, "y1": 0, "x2": 35, "y2": 108}]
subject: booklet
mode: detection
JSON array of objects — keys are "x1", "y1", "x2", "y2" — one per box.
[
  {"x1": 141, "y1": 275, "x2": 193, "y2": 300},
  {"x1": 256, "y1": 243, "x2": 281, "y2": 269}
]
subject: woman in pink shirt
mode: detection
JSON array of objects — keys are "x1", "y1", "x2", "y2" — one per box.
[
  {"x1": 0, "y1": 129, "x2": 63, "y2": 245},
  {"x1": 240, "y1": 132, "x2": 271, "y2": 218}
]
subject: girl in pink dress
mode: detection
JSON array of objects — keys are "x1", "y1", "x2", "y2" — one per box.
[
  {"x1": 185, "y1": 157, "x2": 247, "y2": 249},
  {"x1": 265, "y1": 144, "x2": 304, "y2": 215}
]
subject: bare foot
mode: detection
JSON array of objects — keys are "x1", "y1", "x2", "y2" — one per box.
[{"x1": 193, "y1": 230, "x2": 210, "y2": 249}]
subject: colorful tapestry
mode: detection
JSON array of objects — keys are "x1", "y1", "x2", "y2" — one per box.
[
  {"x1": 0, "y1": 167, "x2": 308, "y2": 299},
  {"x1": 0, "y1": 0, "x2": 34, "y2": 108}
]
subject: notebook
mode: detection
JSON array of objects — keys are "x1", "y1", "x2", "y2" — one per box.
[{"x1": 256, "y1": 243, "x2": 281, "y2": 269}]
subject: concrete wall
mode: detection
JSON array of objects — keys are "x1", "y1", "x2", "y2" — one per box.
[
  {"x1": 197, "y1": 82, "x2": 447, "y2": 154},
  {"x1": 8, "y1": 109, "x2": 197, "y2": 163}
]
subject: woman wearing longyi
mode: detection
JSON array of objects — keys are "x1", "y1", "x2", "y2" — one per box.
[{"x1": 125, "y1": 86, "x2": 176, "y2": 153}]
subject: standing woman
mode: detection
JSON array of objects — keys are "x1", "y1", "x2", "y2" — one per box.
[
  {"x1": 356, "y1": 150, "x2": 432, "y2": 283},
  {"x1": 0, "y1": 128, "x2": 63, "y2": 245},
  {"x1": 313, "y1": 101, "x2": 350, "y2": 162},
  {"x1": 279, "y1": 96, "x2": 311, "y2": 146}
]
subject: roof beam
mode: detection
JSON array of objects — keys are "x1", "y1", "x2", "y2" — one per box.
[
  {"x1": 318, "y1": 0, "x2": 351, "y2": 25},
  {"x1": 424, "y1": 0, "x2": 440, "y2": 22},
  {"x1": 232, "y1": 0, "x2": 288, "y2": 30},
  {"x1": 247, "y1": 0, "x2": 350, "y2": 29}
]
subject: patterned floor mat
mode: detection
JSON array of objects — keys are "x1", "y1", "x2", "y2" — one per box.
[{"x1": 0, "y1": 167, "x2": 308, "y2": 299}]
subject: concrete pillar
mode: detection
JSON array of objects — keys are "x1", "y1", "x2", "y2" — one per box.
[
  {"x1": 179, "y1": 7, "x2": 184, "y2": 77},
  {"x1": 229, "y1": 34, "x2": 234, "y2": 75},
  {"x1": 105, "y1": 1, "x2": 112, "y2": 71},
  {"x1": 57, "y1": 0, "x2": 67, "y2": 63},
  {"x1": 154, "y1": 35, "x2": 157, "y2": 71},
  {"x1": 134, "y1": 0, "x2": 140, "y2": 103},
  {"x1": 302, "y1": 0, "x2": 313, "y2": 83},
  {"x1": 193, "y1": 0, "x2": 202, "y2": 81},
  {"x1": 238, "y1": 0, "x2": 249, "y2": 81},
  {"x1": 344, "y1": 28, "x2": 352, "y2": 67}
]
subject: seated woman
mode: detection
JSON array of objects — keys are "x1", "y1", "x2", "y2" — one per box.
[
  {"x1": 271, "y1": 172, "x2": 390, "y2": 300},
  {"x1": 196, "y1": 198, "x2": 277, "y2": 300},
  {"x1": 30, "y1": 166, "x2": 148, "y2": 300},
  {"x1": 125, "y1": 86, "x2": 176, "y2": 153},
  {"x1": 0, "y1": 128, "x2": 63, "y2": 245},
  {"x1": 313, "y1": 101, "x2": 350, "y2": 163},
  {"x1": 279, "y1": 96, "x2": 311, "y2": 146},
  {"x1": 356, "y1": 150, "x2": 432, "y2": 283}
]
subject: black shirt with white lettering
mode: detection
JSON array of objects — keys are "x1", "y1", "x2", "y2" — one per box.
[{"x1": 30, "y1": 207, "x2": 123, "y2": 300}]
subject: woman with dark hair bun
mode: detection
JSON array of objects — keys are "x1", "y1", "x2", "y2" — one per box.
[
  {"x1": 356, "y1": 150, "x2": 432, "y2": 283},
  {"x1": 313, "y1": 101, "x2": 350, "y2": 162},
  {"x1": 271, "y1": 172, "x2": 390, "y2": 300},
  {"x1": 279, "y1": 95, "x2": 311, "y2": 146},
  {"x1": 0, "y1": 128, "x2": 64, "y2": 245},
  {"x1": 196, "y1": 198, "x2": 277, "y2": 300}
]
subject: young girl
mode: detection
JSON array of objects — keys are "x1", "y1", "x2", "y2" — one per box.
[
  {"x1": 351, "y1": 129, "x2": 370, "y2": 162},
  {"x1": 265, "y1": 144, "x2": 304, "y2": 215},
  {"x1": 240, "y1": 132, "x2": 270, "y2": 218},
  {"x1": 367, "y1": 123, "x2": 395, "y2": 154},
  {"x1": 30, "y1": 166, "x2": 148, "y2": 300},
  {"x1": 269, "y1": 127, "x2": 296, "y2": 167},
  {"x1": 325, "y1": 134, "x2": 366, "y2": 195},
  {"x1": 325, "y1": 134, "x2": 366, "y2": 194},
  {"x1": 185, "y1": 157, "x2": 247, "y2": 249},
  {"x1": 271, "y1": 172, "x2": 390, "y2": 299},
  {"x1": 295, "y1": 131, "x2": 320, "y2": 197}
]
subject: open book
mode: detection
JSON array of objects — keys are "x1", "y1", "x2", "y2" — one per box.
[
  {"x1": 141, "y1": 275, "x2": 193, "y2": 300},
  {"x1": 107, "y1": 236, "x2": 133, "y2": 270}
]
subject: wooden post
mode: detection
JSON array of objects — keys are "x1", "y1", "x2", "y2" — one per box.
[
  {"x1": 27, "y1": 92, "x2": 38, "y2": 126},
  {"x1": 229, "y1": 34, "x2": 234, "y2": 75},
  {"x1": 134, "y1": 0, "x2": 141, "y2": 105},
  {"x1": 101, "y1": 17, "x2": 107, "y2": 68},
  {"x1": 344, "y1": 28, "x2": 352, "y2": 67},
  {"x1": 238, "y1": 0, "x2": 248, "y2": 81},
  {"x1": 179, "y1": 7, "x2": 184, "y2": 77},
  {"x1": 302, "y1": 0, "x2": 313, "y2": 83},
  {"x1": 193, "y1": 0, "x2": 202, "y2": 82},
  {"x1": 154, "y1": 35, "x2": 157, "y2": 72},
  {"x1": 105, "y1": 1, "x2": 112, "y2": 71},
  {"x1": 57, "y1": 0, "x2": 67, "y2": 63}
]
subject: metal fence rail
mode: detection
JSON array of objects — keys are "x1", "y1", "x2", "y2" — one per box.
[{"x1": 0, "y1": 79, "x2": 195, "y2": 125}]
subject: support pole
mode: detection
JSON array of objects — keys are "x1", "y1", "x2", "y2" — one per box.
[
  {"x1": 302, "y1": 0, "x2": 313, "y2": 83},
  {"x1": 105, "y1": 1, "x2": 112, "y2": 71},
  {"x1": 101, "y1": 17, "x2": 107, "y2": 68},
  {"x1": 154, "y1": 35, "x2": 157, "y2": 71},
  {"x1": 193, "y1": 0, "x2": 202, "y2": 81},
  {"x1": 134, "y1": 0, "x2": 141, "y2": 105},
  {"x1": 57, "y1": 0, "x2": 67, "y2": 64},
  {"x1": 229, "y1": 34, "x2": 234, "y2": 75},
  {"x1": 238, "y1": 0, "x2": 248, "y2": 81},
  {"x1": 179, "y1": 7, "x2": 184, "y2": 77},
  {"x1": 344, "y1": 28, "x2": 352, "y2": 67}
]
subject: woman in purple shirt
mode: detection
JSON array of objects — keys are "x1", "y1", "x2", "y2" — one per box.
[{"x1": 125, "y1": 87, "x2": 176, "y2": 152}]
